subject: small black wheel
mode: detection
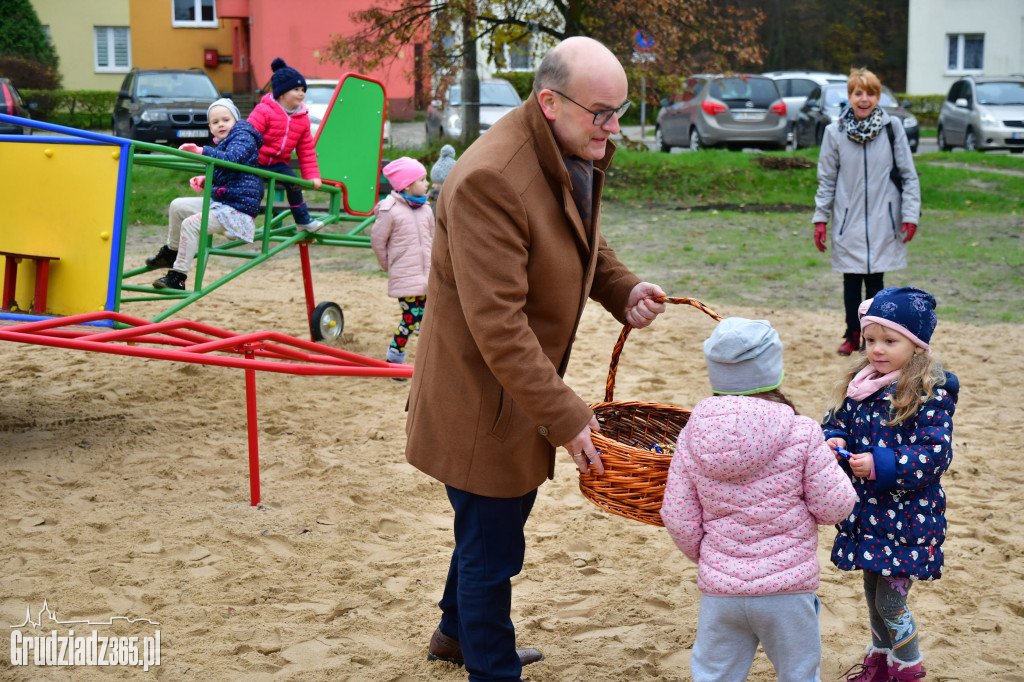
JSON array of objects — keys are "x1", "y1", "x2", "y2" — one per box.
[{"x1": 310, "y1": 301, "x2": 344, "y2": 341}]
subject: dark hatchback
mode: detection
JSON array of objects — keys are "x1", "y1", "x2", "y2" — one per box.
[
  {"x1": 112, "y1": 68, "x2": 225, "y2": 146},
  {"x1": 794, "y1": 83, "x2": 919, "y2": 152},
  {"x1": 0, "y1": 77, "x2": 30, "y2": 134}
]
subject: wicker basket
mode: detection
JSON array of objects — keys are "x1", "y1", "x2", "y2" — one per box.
[{"x1": 578, "y1": 297, "x2": 721, "y2": 526}]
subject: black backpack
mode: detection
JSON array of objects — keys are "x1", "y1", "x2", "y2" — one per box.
[{"x1": 885, "y1": 121, "x2": 904, "y2": 194}]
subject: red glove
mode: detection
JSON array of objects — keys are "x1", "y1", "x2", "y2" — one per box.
[
  {"x1": 189, "y1": 175, "x2": 205, "y2": 192},
  {"x1": 814, "y1": 222, "x2": 827, "y2": 252},
  {"x1": 178, "y1": 143, "x2": 202, "y2": 155},
  {"x1": 901, "y1": 222, "x2": 917, "y2": 243}
]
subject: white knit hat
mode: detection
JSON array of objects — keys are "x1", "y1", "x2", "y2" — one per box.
[
  {"x1": 704, "y1": 318, "x2": 784, "y2": 395},
  {"x1": 430, "y1": 145, "x2": 457, "y2": 184}
]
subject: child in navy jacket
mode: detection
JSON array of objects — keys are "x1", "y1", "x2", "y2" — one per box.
[
  {"x1": 822, "y1": 287, "x2": 958, "y2": 682},
  {"x1": 145, "y1": 99, "x2": 264, "y2": 290}
]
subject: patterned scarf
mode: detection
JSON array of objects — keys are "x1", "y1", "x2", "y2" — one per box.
[
  {"x1": 563, "y1": 155, "x2": 594, "y2": 228},
  {"x1": 839, "y1": 105, "x2": 884, "y2": 145}
]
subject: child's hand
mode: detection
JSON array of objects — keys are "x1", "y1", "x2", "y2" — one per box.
[
  {"x1": 847, "y1": 451, "x2": 874, "y2": 479},
  {"x1": 178, "y1": 143, "x2": 203, "y2": 155},
  {"x1": 310, "y1": 177, "x2": 322, "y2": 190},
  {"x1": 189, "y1": 176, "x2": 205, "y2": 192},
  {"x1": 826, "y1": 437, "x2": 847, "y2": 459}
]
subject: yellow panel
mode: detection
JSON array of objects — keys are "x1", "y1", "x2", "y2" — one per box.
[{"x1": 0, "y1": 141, "x2": 121, "y2": 316}]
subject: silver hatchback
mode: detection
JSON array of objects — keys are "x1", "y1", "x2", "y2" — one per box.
[
  {"x1": 655, "y1": 75, "x2": 788, "y2": 152},
  {"x1": 937, "y1": 76, "x2": 1024, "y2": 153}
]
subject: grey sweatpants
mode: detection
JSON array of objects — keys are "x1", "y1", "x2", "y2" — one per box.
[{"x1": 691, "y1": 592, "x2": 822, "y2": 682}]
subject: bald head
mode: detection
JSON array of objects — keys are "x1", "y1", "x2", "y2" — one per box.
[{"x1": 533, "y1": 37, "x2": 625, "y2": 96}]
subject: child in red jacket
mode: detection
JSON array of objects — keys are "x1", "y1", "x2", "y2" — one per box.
[{"x1": 247, "y1": 58, "x2": 323, "y2": 232}]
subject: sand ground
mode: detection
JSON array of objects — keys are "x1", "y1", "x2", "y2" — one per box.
[{"x1": 1, "y1": 235, "x2": 1022, "y2": 681}]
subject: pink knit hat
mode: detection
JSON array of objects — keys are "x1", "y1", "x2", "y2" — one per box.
[{"x1": 383, "y1": 157, "x2": 427, "y2": 192}]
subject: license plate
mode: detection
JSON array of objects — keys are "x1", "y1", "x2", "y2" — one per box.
[
  {"x1": 1013, "y1": 132, "x2": 1023, "y2": 139},
  {"x1": 177, "y1": 129, "x2": 207, "y2": 138},
  {"x1": 733, "y1": 111, "x2": 763, "y2": 121}
]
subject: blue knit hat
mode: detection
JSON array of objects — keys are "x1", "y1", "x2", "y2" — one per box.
[
  {"x1": 270, "y1": 58, "x2": 307, "y2": 99},
  {"x1": 860, "y1": 286, "x2": 937, "y2": 350},
  {"x1": 704, "y1": 317, "x2": 784, "y2": 395}
]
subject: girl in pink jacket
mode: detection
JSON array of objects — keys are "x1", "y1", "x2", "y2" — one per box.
[
  {"x1": 247, "y1": 58, "x2": 323, "y2": 232},
  {"x1": 371, "y1": 157, "x2": 434, "y2": 371},
  {"x1": 660, "y1": 317, "x2": 857, "y2": 682}
]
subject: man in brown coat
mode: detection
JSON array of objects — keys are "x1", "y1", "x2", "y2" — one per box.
[{"x1": 406, "y1": 36, "x2": 667, "y2": 680}]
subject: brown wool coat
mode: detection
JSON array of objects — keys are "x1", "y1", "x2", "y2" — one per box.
[{"x1": 405, "y1": 95, "x2": 641, "y2": 498}]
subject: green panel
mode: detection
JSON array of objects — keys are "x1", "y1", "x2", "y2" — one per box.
[{"x1": 315, "y1": 75, "x2": 386, "y2": 216}]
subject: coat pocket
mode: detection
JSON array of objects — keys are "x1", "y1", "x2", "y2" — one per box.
[
  {"x1": 837, "y1": 207, "x2": 850, "y2": 236},
  {"x1": 489, "y1": 386, "x2": 514, "y2": 442},
  {"x1": 888, "y1": 203, "x2": 899, "y2": 240}
]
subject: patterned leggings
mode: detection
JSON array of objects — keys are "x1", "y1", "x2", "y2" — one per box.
[
  {"x1": 864, "y1": 570, "x2": 921, "y2": 663},
  {"x1": 390, "y1": 296, "x2": 426, "y2": 353}
]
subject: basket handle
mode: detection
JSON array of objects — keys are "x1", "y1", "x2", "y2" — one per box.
[{"x1": 604, "y1": 296, "x2": 722, "y2": 402}]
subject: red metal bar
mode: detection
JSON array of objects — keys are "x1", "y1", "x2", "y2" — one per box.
[
  {"x1": 3, "y1": 256, "x2": 17, "y2": 310},
  {"x1": 33, "y1": 258, "x2": 50, "y2": 314},
  {"x1": 297, "y1": 241, "x2": 317, "y2": 337},
  {"x1": 245, "y1": 349, "x2": 260, "y2": 506}
]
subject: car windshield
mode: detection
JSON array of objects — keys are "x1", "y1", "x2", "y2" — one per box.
[
  {"x1": 448, "y1": 83, "x2": 520, "y2": 108},
  {"x1": 879, "y1": 89, "x2": 899, "y2": 107},
  {"x1": 976, "y1": 81, "x2": 1024, "y2": 105},
  {"x1": 137, "y1": 72, "x2": 219, "y2": 99},
  {"x1": 824, "y1": 87, "x2": 847, "y2": 108},
  {"x1": 709, "y1": 77, "x2": 779, "y2": 108},
  {"x1": 305, "y1": 85, "x2": 336, "y2": 105}
]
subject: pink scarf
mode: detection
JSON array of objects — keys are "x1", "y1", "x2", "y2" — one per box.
[{"x1": 847, "y1": 365, "x2": 900, "y2": 401}]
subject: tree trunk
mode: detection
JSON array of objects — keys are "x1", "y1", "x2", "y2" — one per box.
[{"x1": 461, "y1": 0, "x2": 480, "y2": 144}]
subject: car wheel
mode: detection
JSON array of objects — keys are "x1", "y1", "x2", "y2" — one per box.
[
  {"x1": 785, "y1": 123, "x2": 798, "y2": 151},
  {"x1": 964, "y1": 128, "x2": 978, "y2": 152},
  {"x1": 655, "y1": 125, "x2": 670, "y2": 153},
  {"x1": 936, "y1": 126, "x2": 951, "y2": 152},
  {"x1": 689, "y1": 128, "x2": 704, "y2": 152}
]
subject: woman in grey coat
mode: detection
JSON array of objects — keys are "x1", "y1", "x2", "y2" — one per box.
[{"x1": 813, "y1": 68, "x2": 921, "y2": 355}]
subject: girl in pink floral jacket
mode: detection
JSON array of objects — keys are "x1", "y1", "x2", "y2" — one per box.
[{"x1": 660, "y1": 317, "x2": 856, "y2": 682}]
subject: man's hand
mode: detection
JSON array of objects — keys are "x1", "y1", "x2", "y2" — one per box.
[
  {"x1": 178, "y1": 143, "x2": 202, "y2": 155},
  {"x1": 563, "y1": 416, "x2": 604, "y2": 475},
  {"x1": 625, "y1": 282, "x2": 667, "y2": 329},
  {"x1": 814, "y1": 222, "x2": 827, "y2": 252},
  {"x1": 901, "y1": 222, "x2": 917, "y2": 243},
  {"x1": 189, "y1": 175, "x2": 205, "y2": 192}
]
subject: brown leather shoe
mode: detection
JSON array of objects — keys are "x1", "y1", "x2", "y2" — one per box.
[{"x1": 427, "y1": 627, "x2": 544, "y2": 666}]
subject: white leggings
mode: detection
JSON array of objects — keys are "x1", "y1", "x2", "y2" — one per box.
[{"x1": 166, "y1": 196, "x2": 228, "y2": 274}]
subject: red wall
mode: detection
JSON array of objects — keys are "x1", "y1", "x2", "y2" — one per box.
[{"x1": 220, "y1": 0, "x2": 424, "y2": 120}]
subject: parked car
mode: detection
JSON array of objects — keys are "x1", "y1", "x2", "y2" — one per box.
[
  {"x1": 936, "y1": 75, "x2": 1024, "y2": 153},
  {"x1": 655, "y1": 74, "x2": 788, "y2": 151},
  {"x1": 0, "y1": 76, "x2": 30, "y2": 134},
  {"x1": 762, "y1": 70, "x2": 847, "y2": 145},
  {"x1": 425, "y1": 78, "x2": 522, "y2": 142},
  {"x1": 112, "y1": 68, "x2": 226, "y2": 146},
  {"x1": 306, "y1": 78, "x2": 390, "y2": 145},
  {"x1": 794, "y1": 83, "x2": 919, "y2": 152}
]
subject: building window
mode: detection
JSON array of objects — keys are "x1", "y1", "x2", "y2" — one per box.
[
  {"x1": 172, "y1": 0, "x2": 217, "y2": 28},
  {"x1": 505, "y1": 38, "x2": 532, "y2": 70},
  {"x1": 94, "y1": 26, "x2": 131, "y2": 73},
  {"x1": 946, "y1": 34, "x2": 983, "y2": 72}
]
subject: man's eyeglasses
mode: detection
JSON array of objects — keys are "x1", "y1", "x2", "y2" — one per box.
[{"x1": 550, "y1": 89, "x2": 631, "y2": 127}]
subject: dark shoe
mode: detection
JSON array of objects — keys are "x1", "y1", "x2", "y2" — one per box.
[
  {"x1": 153, "y1": 270, "x2": 187, "y2": 291},
  {"x1": 427, "y1": 627, "x2": 543, "y2": 667},
  {"x1": 838, "y1": 331, "x2": 861, "y2": 356},
  {"x1": 146, "y1": 245, "x2": 179, "y2": 270}
]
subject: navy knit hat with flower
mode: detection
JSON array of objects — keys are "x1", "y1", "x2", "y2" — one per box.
[
  {"x1": 860, "y1": 286, "x2": 937, "y2": 350},
  {"x1": 270, "y1": 58, "x2": 307, "y2": 99}
]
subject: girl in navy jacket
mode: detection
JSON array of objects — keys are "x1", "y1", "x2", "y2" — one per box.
[
  {"x1": 822, "y1": 287, "x2": 958, "y2": 682},
  {"x1": 145, "y1": 99, "x2": 264, "y2": 290}
]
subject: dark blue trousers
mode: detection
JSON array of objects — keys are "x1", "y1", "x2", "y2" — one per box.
[
  {"x1": 439, "y1": 485, "x2": 537, "y2": 682},
  {"x1": 261, "y1": 161, "x2": 313, "y2": 225}
]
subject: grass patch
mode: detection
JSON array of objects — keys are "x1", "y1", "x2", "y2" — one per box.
[
  {"x1": 599, "y1": 204, "x2": 1024, "y2": 326},
  {"x1": 603, "y1": 148, "x2": 1024, "y2": 212}
]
